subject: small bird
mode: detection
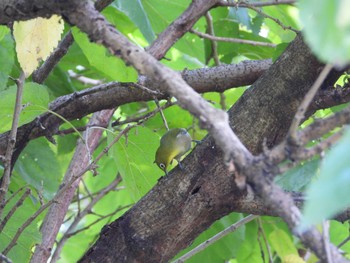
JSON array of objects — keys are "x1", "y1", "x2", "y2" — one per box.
[{"x1": 154, "y1": 128, "x2": 192, "y2": 175}]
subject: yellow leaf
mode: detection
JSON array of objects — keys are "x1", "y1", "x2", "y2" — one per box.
[
  {"x1": 13, "y1": 15, "x2": 64, "y2": 77},
  {"x1": 283, "y1": 254, "x2": 306, "y2": 263}
]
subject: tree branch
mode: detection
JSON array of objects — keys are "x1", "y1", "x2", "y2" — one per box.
[
  {"x1": 0, "y1": 71, "x2": 25, "y2": 219},
  {"x1": 30, "y1": 109, "x2": 115, "y2": 263},
  {"x1": 0, "y1": 59, "x2": 271, "y2": 157}
]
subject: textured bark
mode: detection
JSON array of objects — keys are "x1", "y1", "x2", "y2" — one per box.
[
  {"x1": 0, "y1": 59, "x2": 271, "y2": 157},
  {"x1": 229, "y1": 34, "x2": 324, "y2": 153},
  {"x1": 79, "y1": 36, "x2": 343, "y2": 262},
  {"x1": 0, "y1": 0, "x2": 79, "y2": 24}
]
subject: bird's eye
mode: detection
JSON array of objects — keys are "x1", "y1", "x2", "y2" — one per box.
[{"x1": 159, "y1": 163, "x2": 165, "y2": 169}]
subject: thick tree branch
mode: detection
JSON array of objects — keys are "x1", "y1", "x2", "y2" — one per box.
[
  {"x1": 1, "y1": 1, "x2": 349, "y2": 262},
  {"x1": 0, "y1": 59, "x2": 271, "y2": 157},
  {"x1": 79, "y1": 35, "x2": 346, "y2": 262}
]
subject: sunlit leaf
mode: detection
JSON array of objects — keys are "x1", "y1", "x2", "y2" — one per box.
[
  {"x1": 269, "y1": 228, "x2": 299, "y2": 259},
  {"x1": 13, "y1": 15, "x2": 64, "y2": 77},
  {"x1": 72, "y1": 27, "x2": 137, "y2": 82}
]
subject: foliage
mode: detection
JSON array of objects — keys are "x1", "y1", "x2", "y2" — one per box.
[{"x1": 0, "y1": 1, "x2": 350, "y2": 263}]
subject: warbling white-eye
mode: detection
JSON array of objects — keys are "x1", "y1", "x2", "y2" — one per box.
[{"x1": 154, "y1": 128, "x2": 192, "y2": 175}]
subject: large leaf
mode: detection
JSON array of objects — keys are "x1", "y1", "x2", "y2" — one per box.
[
  {"x1": 0, "y1": 82, "x2": 49, "y2": 133},
  {"x1": 269, "y1": 228, "x2": 302, "y2": 261},
  {"x1": 236, "y1": 220, "x2": 262, "y2": 262},
  {"x1": 14, "y1": 138, "x2": 63, "y2": 199},
  {"x1": 275, "y1": 158, "x2": 319, "y2": 191},
  {"x1": 13, "y1": 15, "x2": 64, "y2": 77},
  {"x1": 263, "y1": 5, "x2": 299, "y2": 43},
  {"x1": 299, "y1": 0, "x2": 350, "y2": 65},
  {"x1": 110, "y1": 126, "x2": 160, "y2": 201},
  {"x1": 302, "y1": 128, "x2": 350, "y2": 228},
  {"x1": 72, "y1": 27, "x2": 137, "y2": 82},
  {"x1": 112, "y1": 0, "x2": 155, "y2": 43}
]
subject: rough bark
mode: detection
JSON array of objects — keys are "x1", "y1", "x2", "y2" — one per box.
[
  {"x1": 79, "y1": 36, "x2": 343, "y2": 262},
  {"x1": 0, "y1": 59, "x2": 271, "y2": 157}
]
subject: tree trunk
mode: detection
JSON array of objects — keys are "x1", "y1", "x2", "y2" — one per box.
[{"x1": 79, "y1": 35, "x2": 342, "y2": 262}]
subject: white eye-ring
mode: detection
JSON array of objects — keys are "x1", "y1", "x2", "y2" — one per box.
[{"x1": 159, "y1": 163, "x2": 166, "y2": 169}]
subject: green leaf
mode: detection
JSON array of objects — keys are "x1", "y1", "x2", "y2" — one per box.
[
  {"x1": 251, "y1": 14, "x2": 264, "y2": 35},
  {"x1": 302, "y1": 128, "x2": 350, "y2": 228},
  {"x1": 236, "y1": 220, "x2": 262, "y2": 262},
  {"x1": 0, "y1": 190, "x2": 42, "y2": 263},
  {"x1": 14, "y1": 138, "x2": 62, "y2": 199},
  {"x1": 329, "y1": 221, "x2": 350, "y2": 254},
  {"x1": 228, "y1": 7, "x2": 251, "y2": 30},
  {"x1": 112, "y1": 0, "x2": 155, "y2": 43},
  {"x1": 0, "y1": 82, "x2": 49, "y2": 133},
  {"x1": 263, "y1": 5, "x2": 298, "y2": 43},
  {"x1": 275, "y1": 159, "x2": 319, "y2": 191},
  {"x1": 299, "y1": 0, "x2": 350, "y2": 66},
  {"x1": 71, "y1": 27, "x2": 137, "y2": 82},
  {"x1": 0, "y1": 34, "x2": 15, "y2": 91},
  {"x1": 269, "y1": 228, "x2": 299, "y2": 259},
  {"x1": 142, "y1": 0, "x2": 188, "y2": 34},
  {"x1": 143, "y1": 103, "x2": 194, "y2": 132},
  {"x1": 173, "y1": 213, "x2": 246, "y2": 262},
  {"x1": 0, "y1": 25, "x2": 10, "y2": 41},
  {"x1": 110, "y1": 127, "x2": 160, "y2": 201}
]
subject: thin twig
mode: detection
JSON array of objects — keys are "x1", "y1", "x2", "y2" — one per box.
[
  {"x1": 247, "y1": 5, "x2": 298, "y2": 33},
  {"x1": 323, "y1": 221, "x2": 333, "y2": 263},
  {"x1": 0, "y1": 71, "x2": 26, "y2": 219},
  {"x1": 204, "y1": 12, "x2": 227, "y2": 110},
  {"x1": 338, "y1": 236, "x2": 350, "y2": 248},
  {"x1": 50, "y1": 174, "x2": 123, "y2": 263},
  {"x1": 288, "y1": 64, "x2": 333, "y2": 141},
  {"x1": 221, "y1": 1, "x2": 298, "y2": 33},
  {"x1": 0, "y1": 253, "x2": 12, "y2": 263},
  {"x1": 2, "y1": 185, "x2": 28, "y2": 208},
  {"x1": 205, "y1": 12, "x2": 220, "y2": 65},
  {"x1": 257, "y1": 218, "x2": 273, "y2": 263},
  {"x1": 111, "y1": 100, "x2": 175, "y2": 127},
  {"x1": 190, "y1": 29, "x2": 276, "y2": 47},
  {"x1": 296, "y1": 131, "x2": 343, "y2": 161},
  {"x1": 81, "y1": 178, "x2": 94, "y2": 201},
  {"x1": 173, "y1": 214, "x2": 258, "y2": 263},
  {"x1": 0, "y1": 188, "x2": 31, "y2": 232},
  {"x1": 154, "y1": 98, "x2": 169, "y2": 131},
  {"x1": 2, "y1": 197, "x2": 58, "y2": 255},
  {"x1": 217, "y1": 0, "x2": 296, "y2": 8},
  {"x1": 65, "y1": 204, "x2": 133, "y2": 238}
]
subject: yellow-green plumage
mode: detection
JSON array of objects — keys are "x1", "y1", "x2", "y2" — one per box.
[{"x1": 155, "y1": 128, "x2": 192, "y2": 174}]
